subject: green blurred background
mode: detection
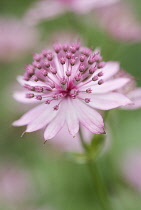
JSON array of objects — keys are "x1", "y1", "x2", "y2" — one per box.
[{"x1": 0, "y1": 0, "x2": 141, "y2": 209}]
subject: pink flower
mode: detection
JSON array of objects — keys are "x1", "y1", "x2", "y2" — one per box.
[
  {"x1": 0, "y1": 17, "x2": 39, "y2": 62},
  {"x1": 13, "y1": 42, "x2": 131, "y2": 141},
  {"x1": 96, "y1": 2, "x2": 141, "y2": 43},
  {"x1": 23, "y1": 0, "x2": 119, "y2": 25},
  {"x1": 121, "y1": 150, "x2": 141, "y2": 192},
  {"x1": 115, "y1": 71, "x2": 141, "y2": 110}
]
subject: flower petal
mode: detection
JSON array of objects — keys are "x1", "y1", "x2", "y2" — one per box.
[
  {"x1": 13, "y1": 91, "x2": 41, "y2": 104},
  {"x1": 88, "y1": 92, "x2": 132, "y2": 110},
  {"x1": 73, "y1": 99, "x2": 105, "y2": 134},
  {"x1": 81, "y1": 78, "x2": 130, "y2": 93},
  {"x1": 12, "y1": 104, "x2": 48, "y2": 126},
  {"x1": 66, "y1": 98, "x2": 79, "y2": 136},
  {"x1": 44, "y1": 101, "x2": 66, "y2": 140},
  {"x1": 26, "y1": 101, "x2": 58, "y2": 132}
]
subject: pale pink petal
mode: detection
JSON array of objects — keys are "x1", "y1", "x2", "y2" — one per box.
[
  {"x1": 26, "y1": 101, "x2": 58, "y2": 132},
  {"x1": 44, "y1": 102, "x2": 66, "y2": 140},
  {"x1": 123, "y1": 88, "x2": 141, "y2": 110},
  {"x1": 99, "y1": 61, "x2": 120, "y2": 81},
  {"x1": 17, "y1": 76, "x2": 46, "y2": 87},
  {"x1": 13, "y1": 91, "x2": 41, "y2": 104},
  {"x1": 12, "y1": 104, "x2": 48, "y2": 126},
  {"x1": 66, "y1": 98, "x2": 79, "y2": 136},
  {"x1": 88, "y1": 92, "x2": 132, "y2": 110},
  {"x1": 81, "y1": 78, "x2": 130, "y2": 93},
  {"x1": 73, "y1": 99, "x2": 105, "y2": 134}
]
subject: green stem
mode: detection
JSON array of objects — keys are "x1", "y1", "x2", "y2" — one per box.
[{"x1": 79, "y1": 129, "x2": 113, "y2": 210}]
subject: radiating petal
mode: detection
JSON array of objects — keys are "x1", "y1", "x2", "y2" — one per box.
[
  {"x1": 88, "y1": 92, "x2": 132, "y2": 110},
  {"x1": 66, "y1": 98, "x2": 79, "y2": 136},
  {"x1": 97, "y1": 61, "x2": 120, "y2": 81},
  {"x1": 13, "y1": 91, "x2": 41, "y2": 104},
  {"x1": 17, "y1": 75, "x2": 47, "y2": 87},
  {"x1": 80, "y1": 78, "x2": 130, "y2": 93},
  {"x1": 73, "y1": 99, "x2": 105, "y2": 134},
  {"x1": 44, "y1": 101, "x2": 66, "y2": 140},
  {"x1": 12, "y1": 104, "x2": 48, "y2": 126},
  {"x1": 26, "y1": 101, "x2": 58, "y2": 132}
]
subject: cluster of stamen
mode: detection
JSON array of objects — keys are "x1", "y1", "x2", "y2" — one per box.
[{"x1": 23, "y1": 42, "x2": 106, "y2": 110}]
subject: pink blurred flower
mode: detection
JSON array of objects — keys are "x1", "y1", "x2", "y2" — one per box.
[
  {"x1": 121, "y1": 150, "x2": 141, "y2": 192},
  {"x1": 13, "y1": 42, "x2": 131, "y2": 141},
  {"x1": 116, "y1": 71, "x2": 141, "y2": 110},
  {"x1": 0, "y1": 17, "x2": 39, "y2": 62},
  {"x1": 24, "y1": 0, "x2": 119, "y2": 25},
  {"x1": 96, "y1": 2, "x2": 141, "y2": 42},
  {"x1": 0, "y1": 164, "x2": 32, "y2": 203}
]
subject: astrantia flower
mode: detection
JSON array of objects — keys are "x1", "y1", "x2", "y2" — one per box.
[
  {"x1": 23, "y1": 0, "x2": 119, "y2": 26},
  {"x1": 13, "y1": 42, "x2": 131, "y2": 141},
  {"x1": 0, "y1": 17, "x2": 39, "y2": 62}
]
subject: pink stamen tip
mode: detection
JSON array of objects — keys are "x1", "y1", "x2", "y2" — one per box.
[
  {"x1": 75, "y1": 73, "x2": 81, "y2": 82},
  {"x1": 44, "y1": 61, "x2": 50, "y2": 68},
  {"x1": 62, "y1": 44, "x2": 68, "y2": 52},
  {"x1": 47, "y1": 53, "x2": 53, "y2": 61},
  {"x1": 66, "y1": 52, "x2": 72, "y2": 59},
  {"x1": 26, "y1": 65, "x2": 34, "y2": 75},
  {"x1": 33, "y1": 53, "x2": 42, "y2": 61},
  {"x1": 32, "y1": 61, "x2": 41, "y2": 69},
  {"x1": 45, "y1": 100, "x2": 51, "y2": 104},
  {"x1": 89, "y1": 66, "x2": 97, "y2": 74},
  {"x1": 42, "y1": 50, "x2": 48, "y2": 57},
  {"x1": 60, "y1": 77, "x2": 67, "y2": 85},
  {"x1": 23, "y1": 73, "x2": 30, "y2": 81},
  {"x1": 66, "y1": 70, "x2": 71, "y2": 77},
  {"x1": 26, "y1": 93, "x2": 34, "y2": 98},
  {"x1": 92, "y1": 76, "x2": 98, "y2": 81},
  {"x1": 70, "y1": 58, "x2": 76, "y2": 66},
  {"x1": 98, "y1": 72, "x2": 103, "y2": 77},
  {"x1": 85, "y1": 98, "x2": 91, "y2": 103},
  {"x1": 42, "y1": 69, "x2": 48, "y2": 76},
  {"x1": 94, "y1": 54, "x2": 102, "y2": 62},
  {"x1": 50, "y1": 67, "x2": 57, "y2": 74},
  {"x1": 98, "y1": 79, "x2": 104, "y2": 85},
  {"x1": 53, "y1": 105, "x2": 59, "y2": 111},
  {"x1": 35, "y1": 86, "x2": 43, "y2": 92},
  {"x1": 79, "y1": 64, "x2": 85, "y2": 72},
  {"x1": 35, "y1": 95, "x2": 42, "y2": 100},
  {"x1": 60, "y1": 57, "x2": 66, "y2": 65},
  {"x1": 70, "y1": 46, "x2": 76, "y2": 53},
  {"x1": 86, "y1": 88, "x2": 92, "y2": 93},
  {"x1": 32, "y1": 75, "x2": 38, "y2": 82},
  {"x1": 80, "y1": 55, "x2": 85, "y2": 62},
  {"x1": 53, "y1": 44, "x2": 61, "y2": 53},
  {"x1": 98, "y1": 62, "x2": 106, "y2": 68}
]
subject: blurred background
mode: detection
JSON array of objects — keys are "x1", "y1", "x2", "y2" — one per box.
[{"x1": 0, "y1": 0, "x2": 141, "y2": 209}]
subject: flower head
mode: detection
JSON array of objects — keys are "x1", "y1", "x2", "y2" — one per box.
[{"x1": 13, "y1": 42, "x2": 131, "y2": 141}]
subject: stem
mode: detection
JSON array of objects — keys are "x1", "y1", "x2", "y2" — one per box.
[{"x1": 79, "y1": 129, "x2": 113, "y2": 210}]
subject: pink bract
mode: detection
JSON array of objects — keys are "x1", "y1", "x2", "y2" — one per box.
[
  {"x1": 0, "y1": 17, "x2": 39, "y2": 62},
  {"x1": 13, "y1": 42, "x2": 131, "y2": 141}
]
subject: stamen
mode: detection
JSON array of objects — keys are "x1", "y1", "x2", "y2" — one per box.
[
  {"x1": 85, "y1": 98, "x2": 91, "y2": 103},
  {"x1": 35, "y1": 95, "x2": 42, "y2": 100},
  {"x1": 92, "y1": 76, "x2": 98, "y2": 81},
  {"x1": 98, "y1": 79, "x2": 104, "y2": 85},
  {"x1": 26, "y1": 93, "x2": 34, "y2": 98}
]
